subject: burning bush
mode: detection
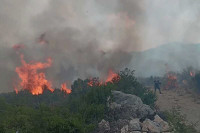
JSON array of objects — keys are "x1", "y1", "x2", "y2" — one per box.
[
  {"x1": 163, "y1": 71, "x2": 178, "y2": 90},
  {"x1": 15, "y1": 54, "x2": 54, "y2": 95}
]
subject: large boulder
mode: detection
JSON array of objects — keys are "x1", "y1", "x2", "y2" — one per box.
[{"x1": 109, "y1": 91, "x2": 154, "y2": 120}]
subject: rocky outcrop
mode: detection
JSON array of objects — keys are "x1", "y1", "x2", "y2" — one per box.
[
  {"x1": 95, "y1": 91, "x2": 171, "y2": 133},
  {"x1": 109, "y1": 91, "x2": 154, "y2": 120}
]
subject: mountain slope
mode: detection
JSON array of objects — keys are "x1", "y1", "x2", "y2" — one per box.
[{"x1": 129, "y1": 43, "x2": 200, "y2": 77}]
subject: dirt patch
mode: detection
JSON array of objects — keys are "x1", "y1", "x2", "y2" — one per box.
[{"x1": 155, "y1": 89, "x2": 200, "y2": 131}]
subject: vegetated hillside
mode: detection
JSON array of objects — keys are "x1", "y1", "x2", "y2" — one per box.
[
  {"x1": 0, "y1": 68, "x2": 156, "y2": 133},
  {"x1": 129, "y1": 43, "x2": 200, "y2": 77},
  {"x1": 0, "y1": 68, "x2": 197, "y2": 133}
]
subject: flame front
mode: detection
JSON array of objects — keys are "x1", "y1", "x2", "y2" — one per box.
[
  {"x1": 87, "y1": 70, "x2": 120, "y2": 86},
  {"x1": 61, "y1": 83, "x2": 72, "y2": 94},
  {"x1": 165, "y1": 73, "x2": 178, "y2": 89},
  {"x1": 190, "y1": 71, "x2": 195, "y2": 77},
  {"x1": 105, "y1": 70, "x2": 119, "y2": 83},
  {"x1": 15, "y1": 54, "x2": 54, "y2": 95}
]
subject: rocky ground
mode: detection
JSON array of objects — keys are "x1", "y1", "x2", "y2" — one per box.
[
  {"x1": 95, "y1": 91, "x2": 171, "y2": 133},
  {"x1": 156, "y1": 88, "x2": 200, "y2": 132}
]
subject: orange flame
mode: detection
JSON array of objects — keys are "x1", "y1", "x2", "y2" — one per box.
[
  {"x1": 87, "y1": 79, "x2": 94, "y2": 87},
  {"x1": 105, "y1": 70, "x2": 119, "y2": 83},
  {"x1": 14, "y1": 87, "x2": 19, "y2": 94},
  {"x1": 15, "y1": 54, "x2": 54, "y2": 95},
  {"x1": 61, "y1": 83, "x2": 72, "y2": 94},
  {"x1": 167, "y1": 73, "x2": 177, "y2": 80},
  {"x1": 166, "y1": 73, "x2": 178, "y2": 89},
  {"x1": 87, "y1": 70, "x2": 120, "y2": 86},
  {"x1": 190, "y1": 71, "x2": 195, "y2": 77}
]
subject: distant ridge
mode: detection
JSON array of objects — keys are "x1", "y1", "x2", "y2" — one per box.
[{"x1": 129, "y1": 43, "x2": 200, "y2": 77}]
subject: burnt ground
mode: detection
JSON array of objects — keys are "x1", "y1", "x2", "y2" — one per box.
[{"x1": 155, "y1": 88, "x2": 200, "y2": 131}]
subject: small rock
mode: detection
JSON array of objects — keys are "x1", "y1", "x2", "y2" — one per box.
[
  {"x1": 154, "y1": 115, "x2": 170, "y2": 132},
  {"x1": 129, "y1": 119, "x2": 141, "y2": 131},
  {"x1": 121, "y1": 125, "x2": 129, "y2": 133},
  {"x1": 154, "y1": 115, "x2": 163, "y2": 123},
  {"x1": 142, "y1": 119, "x2": 161, "y2": 133},
  {"x1": 98, "y1": 119, "x2": 110, "y2": 132}
]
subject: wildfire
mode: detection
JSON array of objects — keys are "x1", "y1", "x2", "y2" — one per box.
[
  {"x1": 14, "y1": 87, "x2": 19, "y2": 94},
  {"x1": 87, "y1": 78, "x2": 103, "y2": 87},
  {"x1": 14, "y1": 49, "x2": 119, "y2": 95},
  {"x1": 61, "y1": 83, "x2": 72, "y2": 94},
  {"x1": 15, "y1": 54, "x2": 54, "y2": 95},
  {"x1": 105, "y1": 70, "x2": 119, "y2": 83},
  {"x1": 190, "y1": 71, "x2": 195, "y2": 77},
  {"x1": 165, "y1": 73, "x2": 178, "y2": 89},
  {"x1": 87, "y1": 70, "x2": 120, "y2": 87},
  {"x1": 167, "y1": 74, "x2": 177, "y2": 80},
  {"x1": 87, "y1": 80, "x2": 93, "y2": 87}
]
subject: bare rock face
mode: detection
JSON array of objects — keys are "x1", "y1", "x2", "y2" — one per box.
[{"x1": 95, "y1": 91, "x2": 171, "y2": 133}]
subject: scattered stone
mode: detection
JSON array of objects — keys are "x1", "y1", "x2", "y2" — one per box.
[
  {"x1": 121, "y1": 125, "x2": 129, "y2": 133},
  {"x1": 129, "y1": 119, "x2": 141, "y2": 131},
  {"x1": 142, "y1": 119, "x2": 161, "y2": 133},
  {"x1": 154, "y1": 115, "x2": 170, "y2": 132},
  {"x1": 98, "y1": 119, "x2": 110, "y2": 132}
]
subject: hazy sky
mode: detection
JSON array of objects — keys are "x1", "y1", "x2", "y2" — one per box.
[{"x1": 1, "y1": 0, "x2": 200, "y2": 50}]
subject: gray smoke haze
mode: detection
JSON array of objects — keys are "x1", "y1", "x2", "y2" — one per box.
[{"x1": 1, "y1": 0, "x2": 200, "y2": 92}]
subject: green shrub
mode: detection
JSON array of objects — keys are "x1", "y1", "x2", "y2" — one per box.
[
  {"x1": 164, "y1": 109, "x2": 197, "y2": 133},
  {"x1": 115, "y1": 68, "x2": 157, "y2": 107}
]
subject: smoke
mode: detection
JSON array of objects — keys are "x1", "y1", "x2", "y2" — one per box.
[{"x1": 0, "y1": 0, "x2": 200, "y2": 92}]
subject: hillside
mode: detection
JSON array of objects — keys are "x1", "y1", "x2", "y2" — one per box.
[
  {"x1": 156, "y1": 89, "x2": 200, "y2": 131},
  {"x1": 129, "y1": 43, "x2": 200, "y2": 77}
]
